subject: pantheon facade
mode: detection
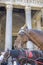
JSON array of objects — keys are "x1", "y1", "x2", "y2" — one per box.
[{"x1": 0, "y1": 0, "x2": 43, "y2": 51}]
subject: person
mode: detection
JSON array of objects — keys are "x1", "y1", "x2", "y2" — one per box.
[
  {"x1": 0, "y1": 52, "x2": 5, "y2": 63},
  {"x1": 1, "y1": 61, "x2": 8, "y2": 65},
  {"x1": 0, "y1": 51, "x2": 9, "y2": 65},
  {"x1": 0, "y1": 52, "x2": 7, "y2": 65}
]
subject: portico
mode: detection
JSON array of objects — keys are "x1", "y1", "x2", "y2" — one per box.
[{"x1": 0, "y1": 0, "x2": 43, "y2": 51}]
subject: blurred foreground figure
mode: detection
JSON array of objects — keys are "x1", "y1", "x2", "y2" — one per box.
[
  {"x1": 0, "y1": 52, "x2": 5, "y2": 63},
  {"x1": 13, "y1": 25, "x2": 43, "y2": 65},
  {"x1": 0, "y1": 52, "x2": 8, "y2": 65},
  {"x1": 0, "y1": 49, "x2": 43, "y2": 65}
]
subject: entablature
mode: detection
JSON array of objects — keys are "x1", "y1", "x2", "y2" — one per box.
[{"x1": 0, "y1": 0, "x2": 43, "y2": 7}]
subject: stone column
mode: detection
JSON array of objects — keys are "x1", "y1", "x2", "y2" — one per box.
[
  {"x1": 25, "y1": 7, "x2": 32, "y2": 29},
  {"x1": 0, "y1": 23, "x2": 1, "y2": 46},
  {"x1": 41, "y1": 8, "x2": 43, "y2": 28},
  {"x1": 25, "y1": 7, "x2": 34, "y2": 50},
  {"x1": 5, "y1": 5, "x2": 13, "y2": 51},
  {"x1": 36, "y1": 12, "x2": 41, "y2": 30}
]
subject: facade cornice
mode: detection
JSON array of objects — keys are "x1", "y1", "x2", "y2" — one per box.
[{"x1": 0, "y1": 0, "x2": 43, "y2": 7}]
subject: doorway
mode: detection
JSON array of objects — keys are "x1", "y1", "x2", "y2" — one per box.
[{"x1": 12, "y1": 36, "x2": 17, "y2": 49}]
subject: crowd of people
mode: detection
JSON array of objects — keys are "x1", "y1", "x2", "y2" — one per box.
[{"x1": 0, "y1": 48, "x2": 43, "y2": 65}]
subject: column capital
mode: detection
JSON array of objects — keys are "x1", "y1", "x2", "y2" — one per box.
[
  {"x1": 25, "y1": 6, "x2": 31, "y2": 10},
  {"x1": 6, "y1": 4, "x2": 13, "y2": 9}
]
